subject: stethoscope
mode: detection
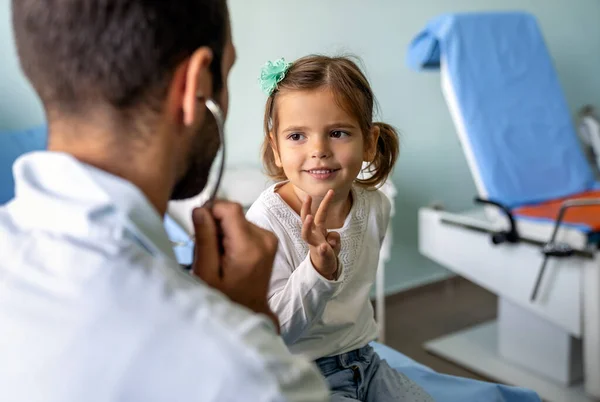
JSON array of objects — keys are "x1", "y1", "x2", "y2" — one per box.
[{"x1": 169, "y1": 95, "x2": 226, "y2": 248}]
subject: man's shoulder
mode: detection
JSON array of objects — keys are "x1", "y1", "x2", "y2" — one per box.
[
  {"x1": 0, "y1": 245, "x2": 328, "y2": 402},
  {"x1": 0, "y1": 203, "x2": 273, "y2": 355},
  {"x1": 119, "y1": 260, "x2": 330, "y2": 401},
  {"x1": 0, "y1": 203, "x2": 19, "y2": 233}
]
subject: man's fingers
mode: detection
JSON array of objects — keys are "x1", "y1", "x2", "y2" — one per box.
[
  {"x1": 314, "y1": 189, "x2": 334, "y2": 227},
  {"x1": 210, "y1": 201, "x2": 250, "y2": 241},
  {"x1": 248, "y1": 224, "x2": 279, "y2": 260},
  {"x1": 192, "y1": 207, "x2": 220, "y2": 283},
  {"x1": 258, "y1": 226, "x2": 279, "y2": 255}
]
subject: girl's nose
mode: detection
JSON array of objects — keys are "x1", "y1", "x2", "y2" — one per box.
[{"x1": 311, "y1": 138, "x2": 331, "y2": 159}]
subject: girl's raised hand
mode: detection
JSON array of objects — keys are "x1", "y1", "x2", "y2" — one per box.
[{"x1": 301, "y1": 190, "x2": 341, "y2": 280}]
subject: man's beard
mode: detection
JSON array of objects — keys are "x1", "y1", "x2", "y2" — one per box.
[{"x1": 170, "y1": 111, "x2": 221, "y2": 201}]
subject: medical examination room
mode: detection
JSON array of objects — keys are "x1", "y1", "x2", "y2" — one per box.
[{"x1": 1, "y1": 0, "x2": 600, "y2": 401}]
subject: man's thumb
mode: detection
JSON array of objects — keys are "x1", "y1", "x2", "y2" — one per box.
[{"x1": 192, "y1": 207, "x2": 220, "y2": 283}]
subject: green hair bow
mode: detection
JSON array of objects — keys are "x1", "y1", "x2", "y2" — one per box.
[{"x1": 259, "y1": 57, "x2": 292, "y2": 96}]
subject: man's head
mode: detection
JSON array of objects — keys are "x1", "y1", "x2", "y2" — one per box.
[{"x1": 12, "y1": 0, "x2": 236, "y2": 203}]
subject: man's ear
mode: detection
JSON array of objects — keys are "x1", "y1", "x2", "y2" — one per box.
[
  {"x1": 364, "y1": 125, "x2": 380, "y2": 162},
  {"x1": 181, "y1": 47, "x2": 214, "y2": 126},
  {"x1": 270, "y1": 133, "x2": 282, "y2": 168}
]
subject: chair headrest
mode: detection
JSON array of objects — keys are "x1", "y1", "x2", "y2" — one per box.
[{"x1": 407, "y1": 12, "x2": 596, "y2": 207}]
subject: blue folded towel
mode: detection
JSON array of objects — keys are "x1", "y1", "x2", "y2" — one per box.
[{"x1": 407, "y1": 12, "x2": 595, "y2": 208}]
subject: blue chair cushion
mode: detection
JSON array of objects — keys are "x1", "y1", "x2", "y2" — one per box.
[
  {"x1": 0, "y1": 126, "x2": 47, "y2": 205},
  {"x1": 371, "y1": 342, "x2": 541, "y2": 402},
  {"x1": 407, "y1": 12, "x2": 596, "y2": 208}
]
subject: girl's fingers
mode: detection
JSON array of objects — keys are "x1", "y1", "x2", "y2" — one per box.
[
  {"x1": 314, "y1": 190, "x2": 334, "y2": 228},
  {"x1": 301, "y1": 196, "x2": 312, "y2": 223}
]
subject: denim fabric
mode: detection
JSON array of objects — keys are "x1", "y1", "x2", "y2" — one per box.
[{"x1": 315, "y1": 344, "x2": 434, "y2": 402}]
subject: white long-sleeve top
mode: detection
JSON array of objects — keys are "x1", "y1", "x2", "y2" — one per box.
[
  {"x1": 0, "y1": 152, "x2": 329, "y2": 402},
  {"x1": 246, "y1": 182, "x2": 391, "y2": 360}
]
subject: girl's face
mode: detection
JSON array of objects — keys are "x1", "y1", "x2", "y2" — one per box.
[{"x1": 271, "y1": 88, "x2": 371, "y2": 199}]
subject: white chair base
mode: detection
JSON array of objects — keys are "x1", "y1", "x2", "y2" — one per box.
[
  {"x1": 424, "y1": 320, "x2": 595, "y2": 402},
  {"x1": 419, "y1": 206, "x2": 600, "y2": 400},
  {"x1": 497, "y1": 297, "x2": 583, "y2": 386}
]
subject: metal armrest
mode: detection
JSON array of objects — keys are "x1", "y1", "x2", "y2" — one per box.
[
  {"x1": 474, "y1": 197, "x2": 520, "y2": 244},
  {"x1": 531, "y1": 198, "x2": 600, "y2": 301}
]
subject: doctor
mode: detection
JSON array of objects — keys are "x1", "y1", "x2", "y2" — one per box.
[{"x1": 0, "y1": 1, "x2": 329, "y2": 401}]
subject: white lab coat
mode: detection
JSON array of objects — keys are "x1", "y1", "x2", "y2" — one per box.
[{"x1": 0, "y1": 151, "x2": 328, "y2": 402}]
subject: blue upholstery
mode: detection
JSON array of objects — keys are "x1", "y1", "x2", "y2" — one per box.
[
  {"x1": 0, "y1": 126, "x2": 47, "y2": 205},
  {"x1": 407, "y1": 12, "x2": 596, "y2": 208},
  {"x1": 372, "y1": 342, "x2": 540, "y2": 402},
  {"x1": 164, "y1": 214, "x2": 194, "y2": 265}
]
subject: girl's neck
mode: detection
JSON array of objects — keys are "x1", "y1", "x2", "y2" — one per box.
[{"x1": 277, "y1": 182, "x2": 353, "y2": 229}]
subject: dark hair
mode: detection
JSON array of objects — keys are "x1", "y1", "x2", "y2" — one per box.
[
  {"x1": 12, "y1": 0, "x2": 227, "y2": 120},
  {"x1": 261, "y1": 55, "x2": 399, "y2": 189}
]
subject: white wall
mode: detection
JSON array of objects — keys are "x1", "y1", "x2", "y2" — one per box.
[{"x1": 0, "y1": 0, "x2": 44, "y2": 129}]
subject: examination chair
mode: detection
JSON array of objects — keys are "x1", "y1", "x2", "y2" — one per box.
[{"x1": 408, "y1": 11, "x2": 600, "y2": 402}]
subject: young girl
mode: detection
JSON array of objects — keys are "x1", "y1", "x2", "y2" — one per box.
[{"x1": 246, "y1": 55, "x2": 433, "y2": 402}]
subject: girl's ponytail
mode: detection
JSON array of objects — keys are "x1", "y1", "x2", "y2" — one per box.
[{"x1": 357, "y1": 122, "x2": 400, "y2": 188}]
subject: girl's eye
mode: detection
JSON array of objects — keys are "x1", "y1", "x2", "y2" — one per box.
[
  {"x1": 288, "y1": 133, "x2": 305, "y2": 141},
  {"x1": 331, "y1": 130, "x2": 349, "y2": 139}
]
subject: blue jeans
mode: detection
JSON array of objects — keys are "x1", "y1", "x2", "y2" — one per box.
[{"x1": 315, "y1": 344, "x2": 434, "y2": 402}]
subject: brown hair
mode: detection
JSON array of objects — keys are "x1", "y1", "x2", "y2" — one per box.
[
  {"x1": 261, "y1": 55, "x2": 399, "y2": 189},
  {"x1": 13, "y1": 0, "x2": 227, "y2": 118}
]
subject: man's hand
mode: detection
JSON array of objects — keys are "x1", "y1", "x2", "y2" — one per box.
[
  {"x1": 191, "y1": 202, "x2": 279, "y2": 330},
  {"x1": 301, "y1": 190, "x2": 341, "y2": 280}
]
